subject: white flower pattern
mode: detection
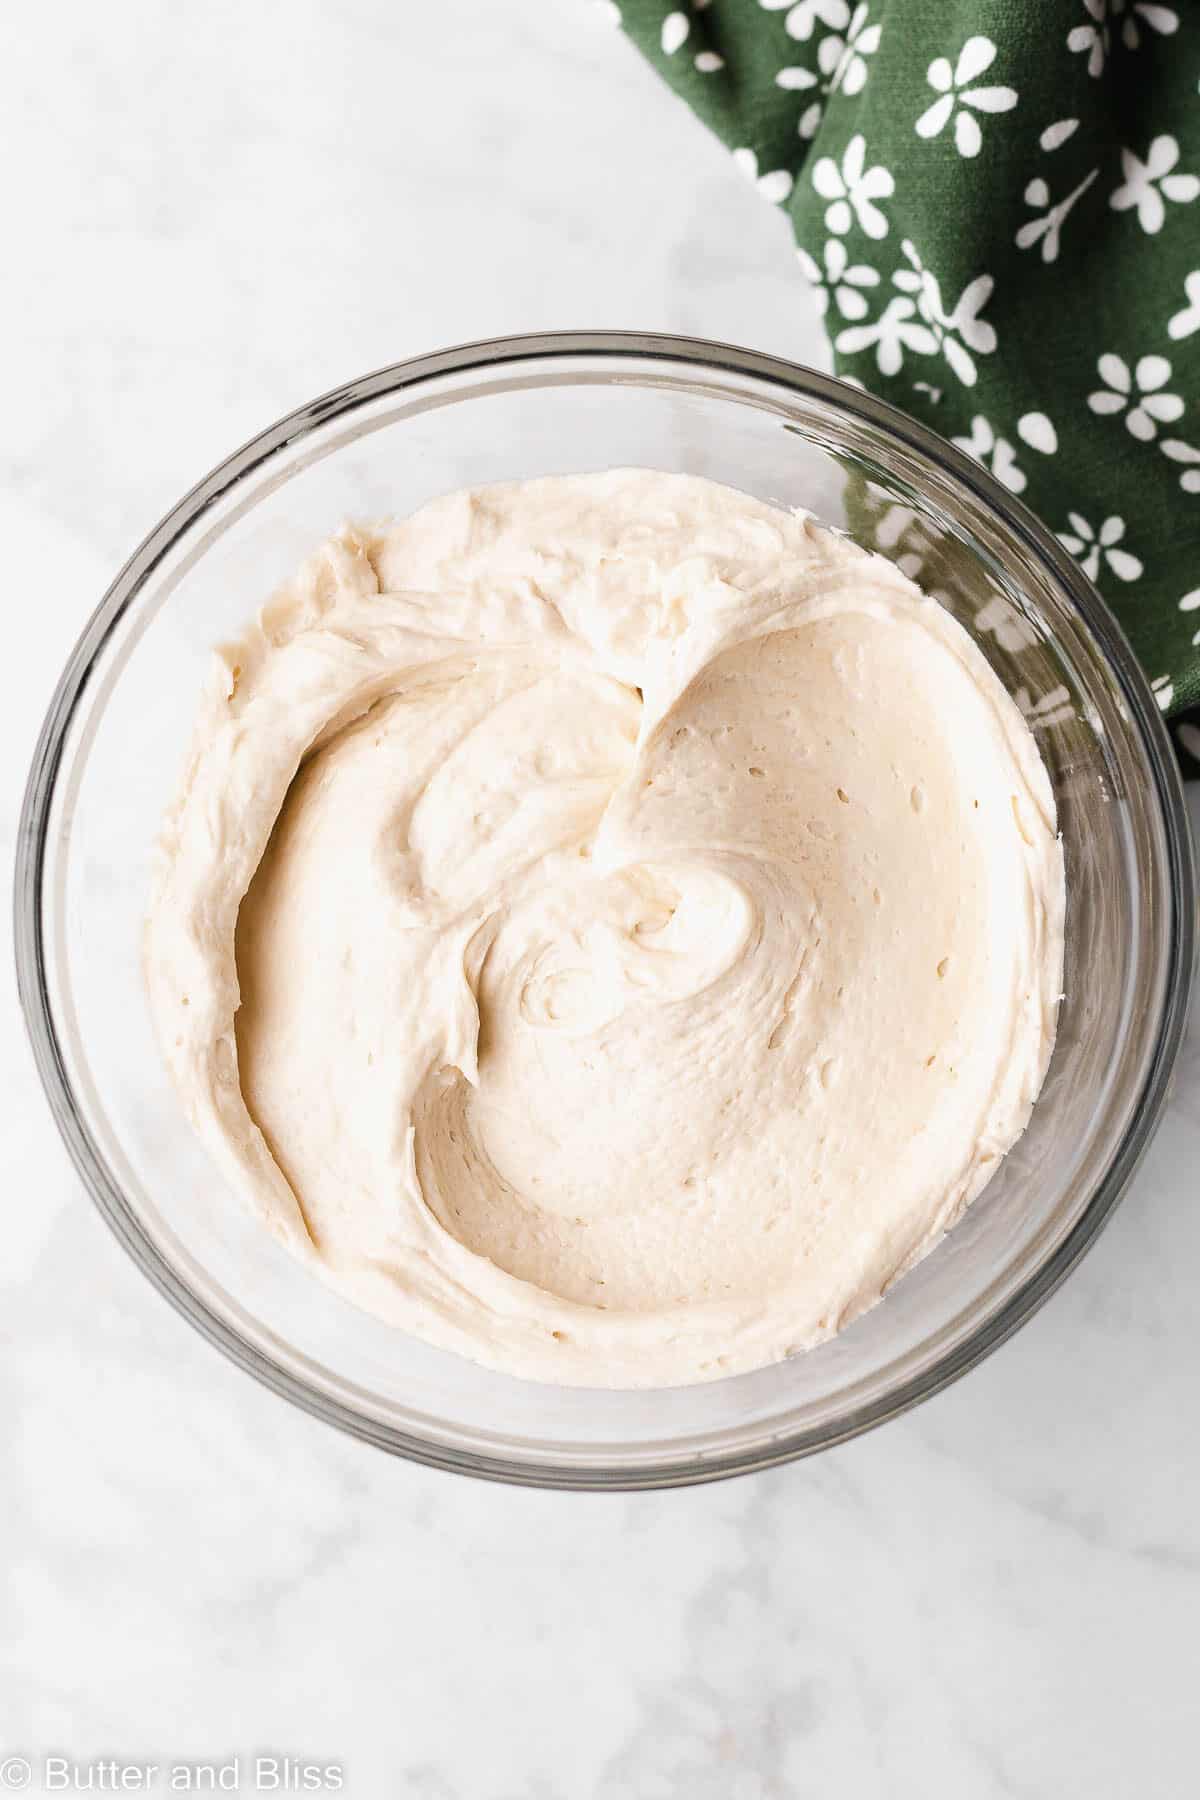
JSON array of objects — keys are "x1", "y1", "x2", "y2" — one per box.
[
  {"x1": 834, "y1": 296, "x2": 938, "y2": 376},
  {"x1": 1040, "y1": 119, "x2": 1079, "y2": 153},
  {"x1": 872, "y1": 503, "x2": 918, "y2": 551},
  {"x1": 775, "y1": 3, "x2": 880, "y2": 140},
  {"x1": 731, "y1": 147, "x2": 795, "y2": 205},
  {"x1": 820, "y1": 4, "x2": 881, "y2": 97},
  {"x1": 811, "y1": 134, "x2": 893, "y2": 238},
  {"x1": 1109, "y1": 0, "x2": 1179, "y2": 50},
  {"x1": 1057, "y1": 513, "x2": 1144, "y2": 583},
  {"x1": 1017, "y1": 412, "x2": 1059, "y2": 455},
  {"x1": 777, "y1": 76, "x2": 825, "y2": 141},
  {"x1": 660, "y1": 11, "x2": 689, "y2": 54},
  {"x1": 758, "y1": 0, "x2": 850, "y2": 42},
  {"x1": 1110, "y1": 137, "x2": 1200, "y2": 235},
  {"x1": 1067, "y1": 0, "x2": 1109, "y2": 77},
  {"x1": 780, "y1": 77, "x2": 826, "y2": 142},
  {"x1": 1088, "y1": 353, "x2": 1184, "y2": 440},
  {"x1": 952, "y1": 415, "x2": 1026, "y2": 492},
  {"x1": 1161, "y1": 440, "x2": 1200, "y2": 494},
  {"x1": 1167, "y1": 271, "x2": 1200, "y2": 341},
  {"x1": 893, "y1": 239, "x2": 997, "y2": 385},
  {"x1": 1016, "y1": 169, "x2": 1099, "y2": 263},
  {"x1": 915, "y1": 36, "x2": 1018, "y2": 159},
  {"x1": 647, "y1": 0, "x2": 1197, "y2": 720},
  {"x1": 1016, "y1": 686, "x2": 1076, "y2": 730},
  {"x1": 796, "y1": 239, "x2": 880, "y2": 318},
  {"x1": 977, "y1": 593, "x2": 1038, "y2": 653}
]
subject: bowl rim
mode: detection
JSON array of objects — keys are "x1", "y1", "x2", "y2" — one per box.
[{"x1": 13, "y1": 329, "x2": 1196, "y2": 1489}]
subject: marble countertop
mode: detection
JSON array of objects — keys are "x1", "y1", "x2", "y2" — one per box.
[{"x1": 4, "y1": 4, "x2": 1198, "y2": 1795}]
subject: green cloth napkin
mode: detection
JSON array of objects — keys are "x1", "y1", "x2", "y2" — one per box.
[{"x1": 616, "y1": 0, "x2": 1200, "y2": 771}]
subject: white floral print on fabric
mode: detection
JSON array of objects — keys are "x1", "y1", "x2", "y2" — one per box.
[
  {"x1": 915, "y1": 36, "x2": 1017, "y2": 159},
  {"x1": 1161, "y1": 440, "x2": 1200, "y2": 494},
  {"x1": 835, "y1": 296, "x2": 938, "y2": 375},
  {"x1": 1067, "y1": 0, "x2": 1109, "y2": 77},
  {"x1": 952, "y1": 416, "x2": 1026, "y2": 492},
  {"x1": 865, "y1": 502, "x2": 937, "y2": 580},
  {"x1": 872, "y1": 503, "x2": 917, "y2": 550},
  {"x1": 1016, "y1": 168, "x2": 1099, "y2": 263},
  {"x1": 616, "y1": 0, "x2": 1200, "y2": 740},
  {"x1": 694, "y1": 50, "x2": 724, "y2": 71},
  {"x1": 1180, "y1": 590, "x2": 1200, "y2": 613},
  {"x1": 758, "y1": 0, "x2": 849, "y2": 43},
  {"x1": 867, "y1": 504, "x2": 942, "y2": 586},
  {"x1": 1088, "y1": 353, "x2": 1184, "y2": 440},
  {"x1": 893, "y1": 239, "x2": 997, "y2": 385},
  {"x1": 1017, "y1": 412, "x2": 1058, "y2": 454},
  {"x1": 732, "y1": 147, "x2": 795, "y2": 204},
  {"x1": 776, "y1": 3, "x2": 880, "y2": 140},
  {"x1": 660, "y1": 11, "x2": 689, "y2": 53},
  {"x1": 774, "y1": 64, "x2": 825, "y2": 142},
  {"x1": 1058, "y1": 513, "x2": 1144, "y2": 582},
  {"x1": 821, "y1": 4, "x2": 881, "y2": 97},
  {"x1": 1016, "y1": 686, "x2": 1076, "y2": 730},
  {"x1": 796, "y1": 240, "x2": 880, "y2": 318},
  {"x1": 1152, "y1": 674, "x2": 1175, "y2": 710},
  {"x1": 867, "y1": 507, "x2": 942, "y2": 583},
  {"x1": 1168, "y1": 272, "x2": 1200, "y2": 340},
  {"x1": 1110, "y1": 0, "x2": 1179, "y2": 50},
  {"x1": 1110, "y1": 137, "x2": 1200, "y2": 235},
  {"x1": 812, "y1": 134, "x2": 893, "y2": 237},
  {"x1": 977, "y1": 593, "x2": 1038, "y2": 653},
  {"x1": 1040, "y1": 119, "x2": 1079, "y2": 153}
]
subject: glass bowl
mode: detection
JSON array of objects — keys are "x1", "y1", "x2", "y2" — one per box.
[{"x1": 15, "y1": 332, "x2": 1195, "y2": 1489}]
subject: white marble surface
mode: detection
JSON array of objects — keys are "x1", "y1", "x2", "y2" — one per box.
[{"x1": 3, "y1": 3, "x2": 1198, "y2": 1795}]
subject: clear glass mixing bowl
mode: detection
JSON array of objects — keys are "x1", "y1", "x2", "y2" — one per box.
[{"x1": 14, "y1": 333, "x2": 1195, "y2": 1488}]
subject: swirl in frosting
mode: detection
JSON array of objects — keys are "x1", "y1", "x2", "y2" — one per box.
[{"x1": 146, "y1": 471, "x2": 1064, "y2": 1386}]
